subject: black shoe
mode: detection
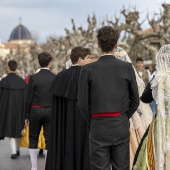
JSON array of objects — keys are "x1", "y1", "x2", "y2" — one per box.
[
  {"x1": 11, "y1": 154, "x2": 17, "y2": 159},
  {"x1": 17, "y1": 151, "x2": 20, "y2": 156},
  {"x1": 39, "y1": 149, "x2": 43, "y2": 156}
]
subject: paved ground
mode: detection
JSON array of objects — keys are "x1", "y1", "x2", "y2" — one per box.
[{"x1": 0, "y1": 138, "x2": 45, "y2": 170}]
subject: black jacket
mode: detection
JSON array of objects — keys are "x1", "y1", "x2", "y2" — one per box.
[
  {"x1": 25, "y1": 69, "x2": 55, "y2": 118},
  {"x1": 0, "y1": 73, "x2": 27, "y2": 138},
  {"x1": 78, "y1": 55, "x2": 139, "y2": 124}
]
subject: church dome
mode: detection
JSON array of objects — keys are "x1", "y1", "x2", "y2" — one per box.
[{"x1": 9, "y1": 24, "x2": 32, "y2": 40}]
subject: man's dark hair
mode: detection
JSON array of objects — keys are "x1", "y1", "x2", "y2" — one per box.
[
  {"x1": 8, "y1": 60, "x2": 17, "y2": 71},
  {"x1": 38, "y1": 52, "x2": 53, "y2": 67},
  {"x1": 136, "y1": 57, "x2": 144, "y2": 62},
  {"x1": 70, "y1": 47, "x2": 91, "y2": 64},
  {"x1": 97, "y1": 26, "x2": 120, "y2": 53}
]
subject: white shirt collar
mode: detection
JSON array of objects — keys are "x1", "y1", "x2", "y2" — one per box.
[
  {"x1": 72, "y1": 64, "x2": 80, "y2": 66},
  {"x1": 100, "y1": 54, "x2": 114, "y2": 57},
  {"x1": 41, "y1": 67, "x2": 50, "y2": 70}
]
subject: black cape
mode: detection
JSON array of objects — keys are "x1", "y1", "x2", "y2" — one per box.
[
  {"x1": 45, "y1": 66, "x2": 90, "y2": 170},
  {"x1": 0, "y1": 73, "x2": 27, "y2": 138}
]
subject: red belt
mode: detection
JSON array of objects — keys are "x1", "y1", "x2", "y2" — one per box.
[
  {"x1": 31, "y1": 105, "x2": 45, "y2": 108},
  {"x1": 91, "y1": 112, "x2": 121, "y2": 118}
]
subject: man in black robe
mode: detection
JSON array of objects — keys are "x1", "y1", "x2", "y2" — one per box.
[
  {"x1": 0, "y1": 60, "x2": 27, "y2": 159},
  {"x1": 45, "y1": 46, "x2": 91, "y2": 170}
]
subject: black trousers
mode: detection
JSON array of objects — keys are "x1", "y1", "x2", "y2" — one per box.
[
  {"x1": 29, "y1": 107, "x2": 51, "y2": 149},
  {"x1": 89, "y1": 113, "x2": 130, "y2": 170}
]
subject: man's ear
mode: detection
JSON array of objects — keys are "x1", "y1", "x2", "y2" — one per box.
[
  {"x1": 7, "y1": 66, "x2": 10, "y2": 72},
  {"x1": 78, "y1": 57, "x2": 82, "y2": 64},
  {"x1": 114, "y1": 44, "x2": 118, "y2": 49},
  {"x1": 98, "y1": 42, "x2": 101, "y2": 49},
  {"x1": 48, "y1": 61, "x2": 52, "y2": 68}
]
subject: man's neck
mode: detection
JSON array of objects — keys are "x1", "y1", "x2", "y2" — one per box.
[
  {"x1": 137, "y1": 69, "x2": 143, "y2": 72},
  {"x1": 41, "y1": 67, "x2": 50, "y2": 70},
  {"x1": 9, "y1": 71, "x2": 15, "y2": 73},
  {"x1": 101, "y1": 49, "x2": 116, "y2": 56},
  {"x1": 101, "y1": 52, "x2": 113, "y2": 55}
]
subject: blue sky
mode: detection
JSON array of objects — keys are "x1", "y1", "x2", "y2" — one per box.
[{"x1": 0, "y1": 0, "x2": 168, "y2": 43}]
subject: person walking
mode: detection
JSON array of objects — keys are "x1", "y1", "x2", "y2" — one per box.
[
  {"x1": 0, "y1": 60, "x2": 27, "y2": 159},
  {"x1": 25, "y1": 52, "x2": 55, "y2": 170}
]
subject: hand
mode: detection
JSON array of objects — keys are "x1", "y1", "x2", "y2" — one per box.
[{"x1": 25, "y1": 119, "x2": 29, "y2": 126}]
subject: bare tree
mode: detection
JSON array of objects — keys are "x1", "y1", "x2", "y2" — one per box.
[{"x1": 2, "y1": 3, "x2": 170, "y2": 74}]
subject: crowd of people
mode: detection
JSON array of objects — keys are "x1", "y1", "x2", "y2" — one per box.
[{"x1": 0, "y1": 25, "x2": 169, "y2": 170}]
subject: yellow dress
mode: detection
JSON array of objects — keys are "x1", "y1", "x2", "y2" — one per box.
[{"x1": 19, "y1": 126, "x2": 46, "y2": 149}]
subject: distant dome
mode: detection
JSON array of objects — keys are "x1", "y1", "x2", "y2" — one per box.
[{"x1": 9, "y1": 24, "x2": 32, "y2": 40}]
